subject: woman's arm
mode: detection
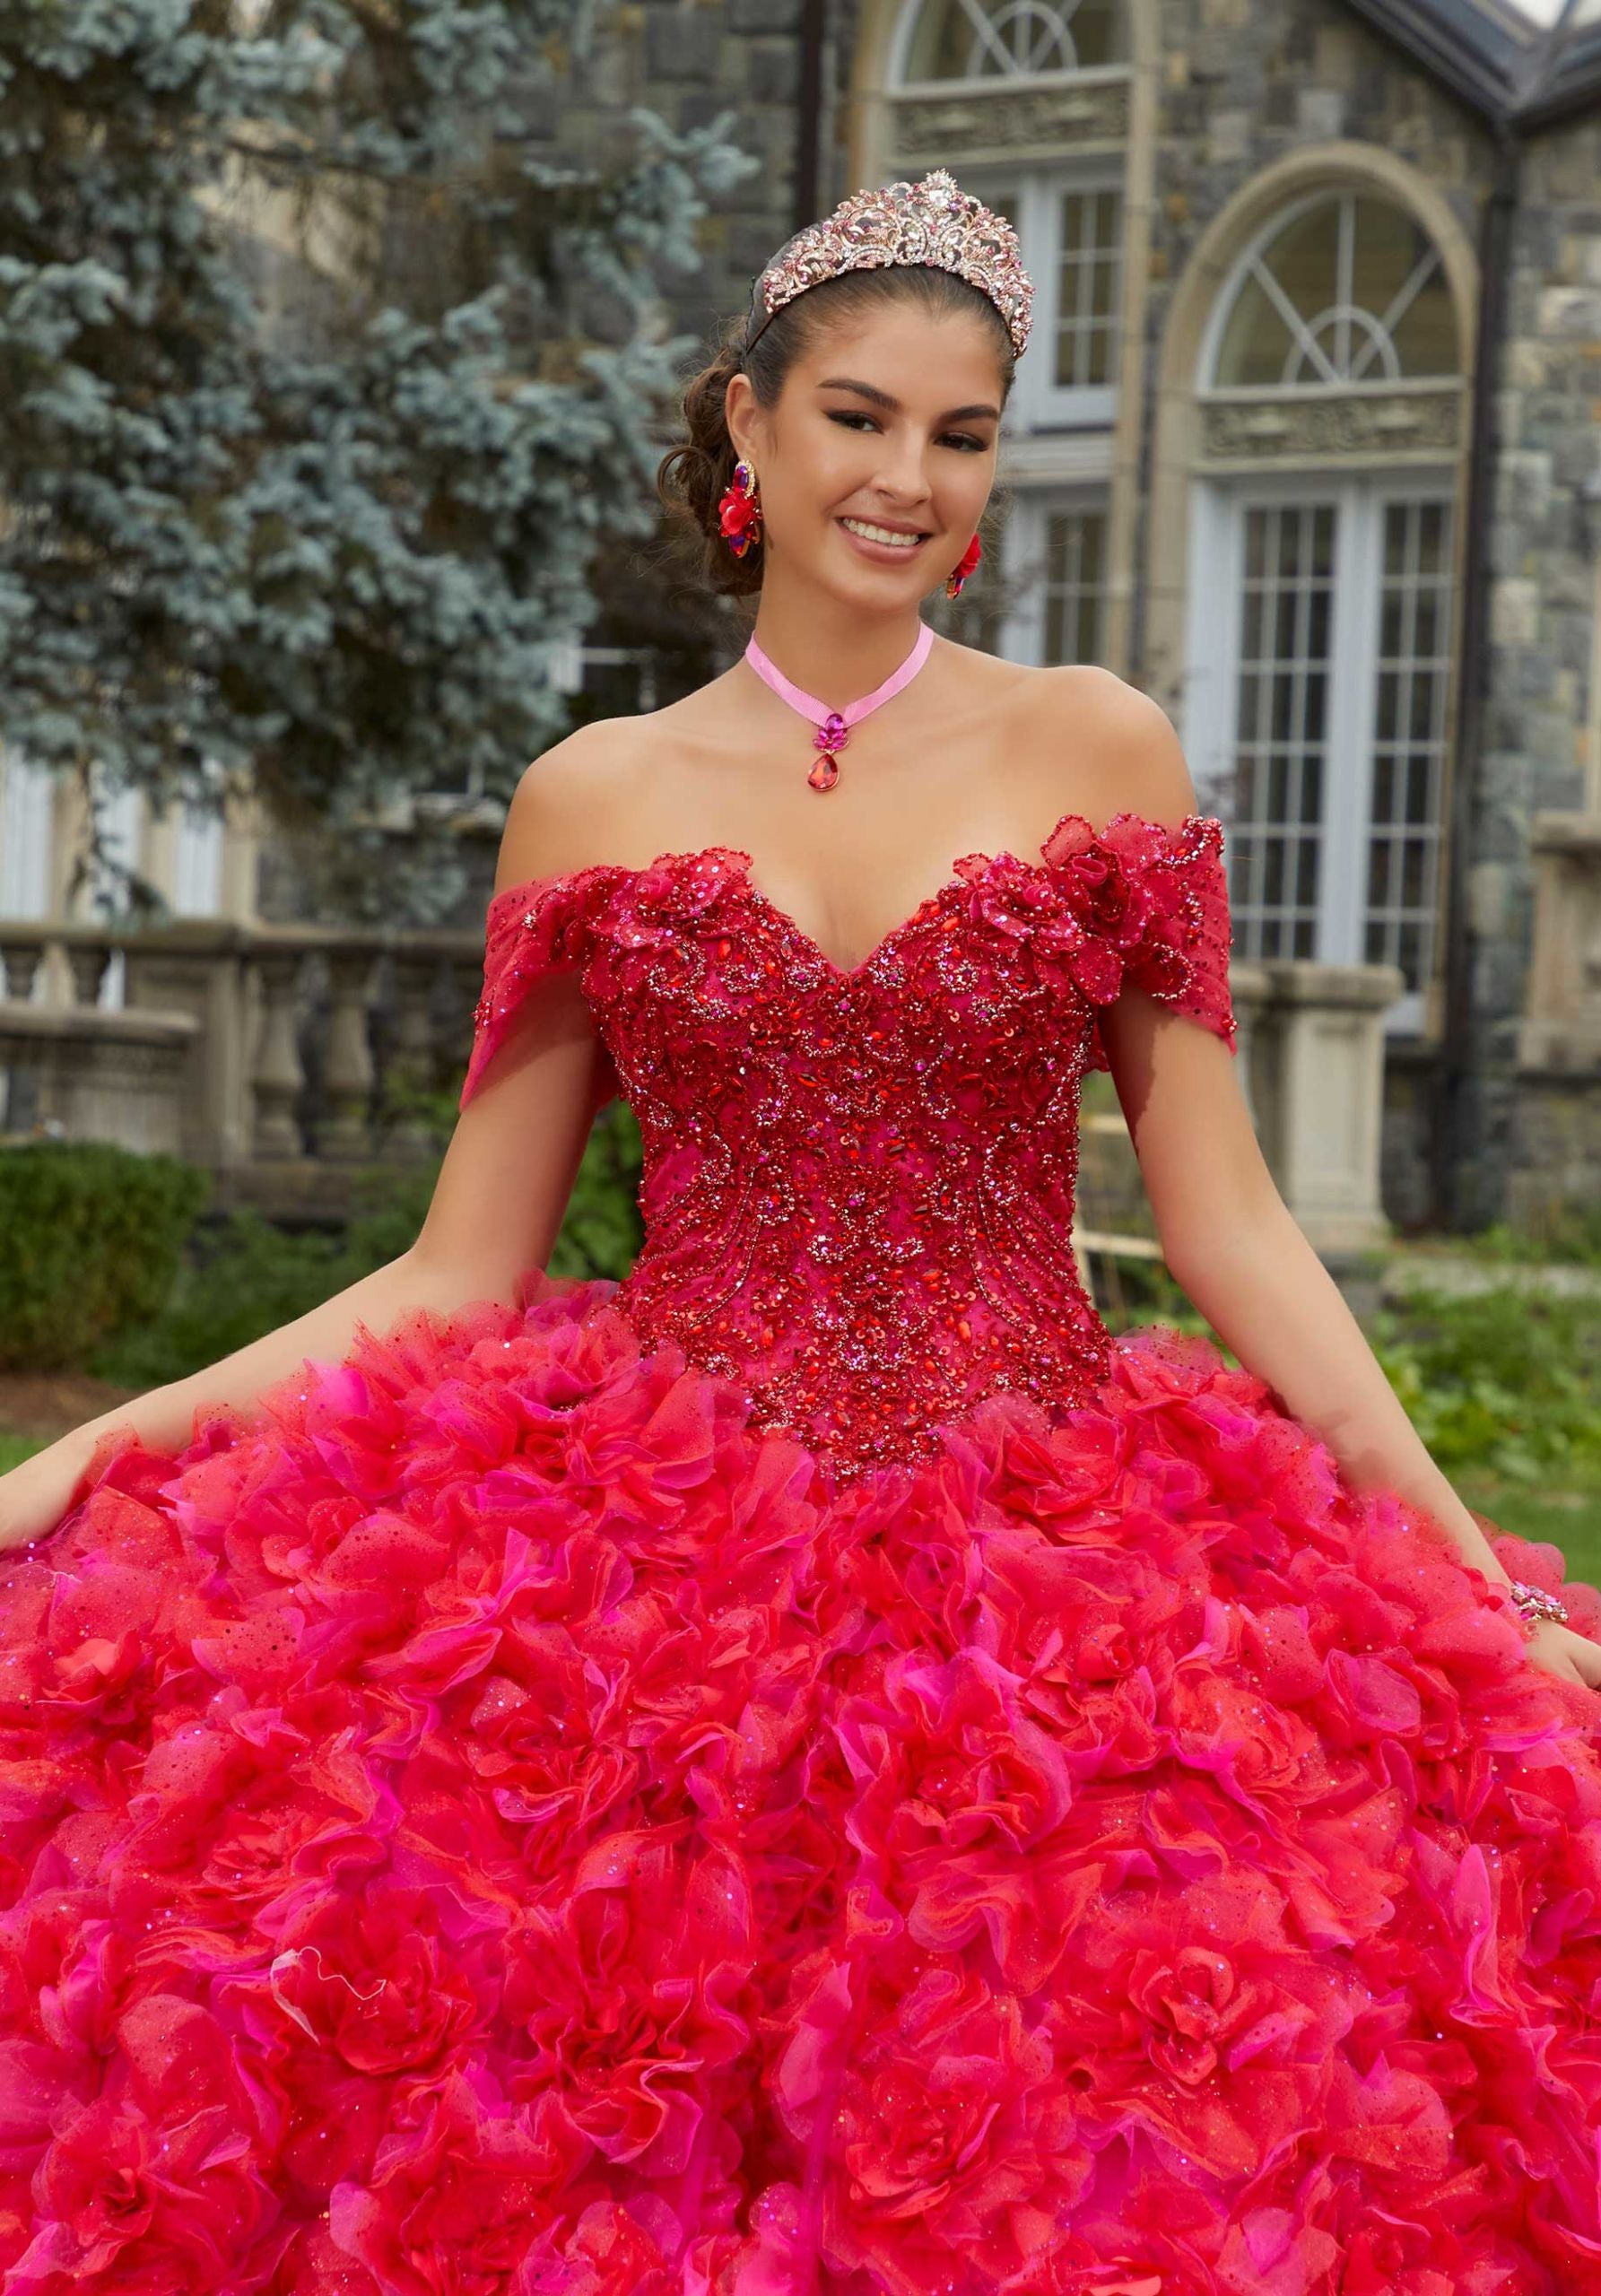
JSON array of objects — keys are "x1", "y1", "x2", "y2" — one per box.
[
  {"x1": 0, "y1": 738, "x2": 612, "y2": 1536},
  {"x1": 1112, "y1": 1022, "x2": 1601, "y2": 1688},
  {"x1": 1084, "y1": 676, "x2": 1600, "y2": 1685},
  {"x1": 1108, "y1": 977, "x2": 1512, "y2": 1584}
]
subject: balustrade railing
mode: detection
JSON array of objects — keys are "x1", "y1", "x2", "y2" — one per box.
[
  {"x1": 0, "y1": 917, "x2": 483, "y2": 1176},
  {"x1": 0, "y1": 915, "x2": 1407, "y2": 1254}
]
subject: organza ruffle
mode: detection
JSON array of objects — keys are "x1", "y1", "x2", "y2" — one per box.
[{"x1": 0, "y1": 1274, "x2": 1597, "y2": 2293}]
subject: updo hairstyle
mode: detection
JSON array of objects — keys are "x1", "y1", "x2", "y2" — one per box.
[{"x1": 656, "y1": 264, "x2": 1016, "y2": 600}]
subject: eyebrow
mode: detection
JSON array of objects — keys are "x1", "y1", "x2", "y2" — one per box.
[{"x1": 816, "y1": 375, "x2": 1002, "y2": 423}]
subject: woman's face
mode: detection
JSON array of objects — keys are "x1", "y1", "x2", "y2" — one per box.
[{"x1": 727, "y1": 298, "x2": 1005, "y2": 612}]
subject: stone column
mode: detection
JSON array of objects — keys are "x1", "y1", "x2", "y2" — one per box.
[{"x1": 1249, "y1": 960, "x2": 1405, "y2": 1255}]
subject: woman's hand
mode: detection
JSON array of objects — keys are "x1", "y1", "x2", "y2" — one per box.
[
  {"x1": 1523, "y1": 1617, "x2": 1601, "y2": 1691},
  {"x1": 0, "y1": 1438, "x2": 94, "y2": 1556}
]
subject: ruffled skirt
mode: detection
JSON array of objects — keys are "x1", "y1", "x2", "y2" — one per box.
[{"x1": 1, "y1": 1268, "x2": 1598, "y2": 2296}]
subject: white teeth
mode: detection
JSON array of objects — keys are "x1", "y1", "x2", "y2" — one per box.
[{"x1": 841, "y1": 517, "x2": 923, "y2": 548}]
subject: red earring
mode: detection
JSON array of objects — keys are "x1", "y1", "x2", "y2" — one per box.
[
  {"x1": 946, "y1": 532, "x2": 982, "y2": 600},
  {"x1": 718, "y1": 458, "x2": 762, "y2": 558}
]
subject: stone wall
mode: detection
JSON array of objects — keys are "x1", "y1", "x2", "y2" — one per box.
[
  {"x1": 533, "y1": 1, "x2": 821, "y2": 348},
  {"x1": 544, "y1": 0, "x2": 1601, "y2": 1231},
  {"x1": 1126, "y1": 0, "x2": 1601, "y2": 1227}
]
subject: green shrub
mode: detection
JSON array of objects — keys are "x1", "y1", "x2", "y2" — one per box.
[
  {"x1": 1363, "y1": 1284, "x2": 1601, "y2": 1484},
  {"x1": 87, "y1": 1206, "x2": 358, "y2": 1392},
  {"x1": 85, "y1": 1100, "x2": 646, "y2": 1394},
  {"x1": 1455, "y1": 1208, "x2": 1601, "y2": 1267},
  {"x1": 0, "y1": 1140, "x2": 210, "y2": 1371},
  {"x1": 547, "y1": 1100, "x2": 645, "y2": 1283}
]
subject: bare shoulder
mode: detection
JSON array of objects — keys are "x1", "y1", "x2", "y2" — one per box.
[
  {"x1": 492, "y1": 716, "x2": 653, "y2": 896},
  {"x1": 1013, "y1": 662, "x2": 1202, "y2": 833}
]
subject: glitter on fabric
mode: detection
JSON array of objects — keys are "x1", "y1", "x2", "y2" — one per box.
[
  {"x1": 463, "y1": 811, "x2": 1236, "y2": 1480},
  {"x1": 3, "y1": 811, "x2": 1600, "y2": 2291}
]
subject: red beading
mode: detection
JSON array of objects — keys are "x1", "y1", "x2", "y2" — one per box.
[{"x1": 462, "y1": 809, "x2": 1238, "y2": 1479}]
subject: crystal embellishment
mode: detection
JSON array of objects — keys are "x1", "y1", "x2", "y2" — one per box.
[
  {"x1": 459, "y1": 811, "x2": 1240, "y2": 1480},
  {"x1": 753, "y1": 169, "x2": 1033, "y2": 359}
]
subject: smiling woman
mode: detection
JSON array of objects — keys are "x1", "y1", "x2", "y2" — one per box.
[
  {"x1": 657, "y1": 230, "x2": 1013, "y2": 617},
  {"x1": 4, "y1": 166, "x2": 1601, "y2": 2296}
]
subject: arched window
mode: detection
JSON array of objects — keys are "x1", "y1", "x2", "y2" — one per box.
[
  {"x1": 1205, "y1": 190, "x2": 1456, "y2": 392},
  {"x1": 896, "y1": 0, "x2": 1128, "y2": 83},
  {"x1": 1186, "y1": 188, "x2": 1464, "y2": 1033}
]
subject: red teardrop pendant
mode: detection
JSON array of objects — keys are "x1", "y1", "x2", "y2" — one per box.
[{"x1": 807, "y1": 711, "x2": 848, "y2": 793}]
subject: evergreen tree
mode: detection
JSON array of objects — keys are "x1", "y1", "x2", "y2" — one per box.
[{"x1": 0, "y1": 2, "x2": 754, "y2": 918}]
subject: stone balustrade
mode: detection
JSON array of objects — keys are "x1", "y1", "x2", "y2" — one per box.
[
  {"x1": 1510, "y1": 811, "x2": 1601, "y2": 1227},
  {"x1": 0, "y1": 917, "x2": 483, "y2": 1187},
  {"x1": 0, "y1": 916, "x2": 1405, "y2": 1251},
  {"x1": 1077, "y1": 953, "x2": 1403, "y2": 1264},
  {"x1": 1518, "y1": 813, "x2": 1601, "y2": 1073}
]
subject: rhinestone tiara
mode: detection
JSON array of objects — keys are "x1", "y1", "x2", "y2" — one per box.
[{"x1": 747, "y1": 169, "x2": 1033, "y2": 360}]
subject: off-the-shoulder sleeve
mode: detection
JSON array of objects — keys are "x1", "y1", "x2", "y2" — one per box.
[
  {"x1": 459, "y1": 873, "x2": 612, "y2": 1110},
  {"x1": 1084, "y1": 814, "x2": 1239, "y2": 1074}
]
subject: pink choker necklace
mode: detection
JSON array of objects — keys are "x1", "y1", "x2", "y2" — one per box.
[{"x1": 744, "y1": 622, "x2": 935, "y2": 791}]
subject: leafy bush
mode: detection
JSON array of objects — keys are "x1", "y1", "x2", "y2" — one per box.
[
  {"x1": 546, "y1": 1101, "x2": 645, "y2": 1284},
  {"x1": 1363, "y1": 1285, "x2": 1601, "y2": 1485},
  {"x1": 1451, "y1": 1208, "x2": 1601, "y2": 1267},
  {"x1": 0, "y1": 1141, "x2": 210, "y2": 1371},
  {"x1": 87, "y1": 1101, "x2": 646, "y2": 1393},
  {"x1": 88, "y1": 1206, "x2": 361, "y2": 1393}
]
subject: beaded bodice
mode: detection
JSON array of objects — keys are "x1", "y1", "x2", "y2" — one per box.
[{"x1": 460, "y1": 808, "x2": 1238, "y2": 1481}]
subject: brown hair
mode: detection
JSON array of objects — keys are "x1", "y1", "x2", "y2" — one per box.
[{"x1": 656, "y1": 265, "x2": 1016, "y2": 600}]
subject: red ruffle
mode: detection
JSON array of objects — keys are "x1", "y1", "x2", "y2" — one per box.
[{"x1": 0, "y1": 1283, "x2": 1597, "y2": 2292}]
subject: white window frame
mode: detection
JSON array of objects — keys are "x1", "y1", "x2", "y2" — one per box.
[
  {"x1": 992, "y1": 486, "x2": 1110, "y2": 666},
  {"x1": 962, "y1": 166, "x2": 1123, "y2": 431},
  {"x1": 1198, "y1": 186, "x2": 1454, "y2": 394},
  {"x1": 0, "y1": 748, "x2": 55, "y2": 932},
  {"x1": 1183, "y1": 467, "x2": 1454, "y2": 1037},
  {"x1": 888, "y1": 0, "x2": 1130, "y2": 88},
  {"x1": 172, "y1": 759, "x2": 228, "y2": 917}
]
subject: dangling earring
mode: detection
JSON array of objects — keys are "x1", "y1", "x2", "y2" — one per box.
[
  {"x1": 718, "y1": 458, "x2": 762, "y2": 559},
  {"x1": 946, "y1": 532, "x2": 982, "y2": 601}
]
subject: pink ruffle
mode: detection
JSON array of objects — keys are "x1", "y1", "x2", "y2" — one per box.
[{"x1": 0, "y1": 1288, "x2": 1597, "y2": 2291}]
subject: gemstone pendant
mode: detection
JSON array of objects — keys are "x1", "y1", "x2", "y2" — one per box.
[{"x1": 808, "y1": 712, "x2": 848, "y2": 793}]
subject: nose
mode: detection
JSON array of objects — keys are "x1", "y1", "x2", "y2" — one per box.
[{"x1": 870, "y1": 430, "x2": 935, "y2": 509}]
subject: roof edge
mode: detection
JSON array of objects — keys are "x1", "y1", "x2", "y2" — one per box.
[{"x1": 1336, "y1": 0, "x2": 1601, "y2": 131}]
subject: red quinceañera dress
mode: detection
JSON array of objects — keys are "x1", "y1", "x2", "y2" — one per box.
[{"x1": 4, "y1": 809, "x2": 1601, "y2": 2296}]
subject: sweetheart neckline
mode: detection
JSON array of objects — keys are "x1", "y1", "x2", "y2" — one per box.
[{"x1": 487, "y1": 805, "x2": 1223, "y2": 985}]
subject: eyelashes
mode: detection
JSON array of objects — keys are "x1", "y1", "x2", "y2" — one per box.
[{"x1": 824, "y1": 410, "x2": 989, "y2": 453}]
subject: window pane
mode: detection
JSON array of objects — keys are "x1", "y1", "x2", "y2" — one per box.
[
  {"x1": 1364, "y1": 499, "x2": 1452, "y2": 996},
  {"x1": 1226, "y1": 502, "x2": 1337, "y2": 963},
  {"x1": 1054, "y1": 187, "x2": 1123, "y2": 388},
  {"x1": 1040, "y1": 506, "x2": 1108, "y2": 663},
  {"x1": 899, "y1": 0, "x2": 1128, "y2": 83},
  {"x1": 1211, "y1": 192, "x2": 1457, "y2": 389}
]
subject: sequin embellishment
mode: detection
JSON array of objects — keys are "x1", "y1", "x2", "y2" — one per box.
[{"x1": 462, "y1": 812, "x2": 1239, "y2": 1481}]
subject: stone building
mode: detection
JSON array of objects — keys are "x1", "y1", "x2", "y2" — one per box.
[
  {"x1": 596, "y1": 0, "x2": 1601, "y2": 1236},
  {"x1": 5, "y1": 0, "x2": 1601, "y2": 1241}
]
